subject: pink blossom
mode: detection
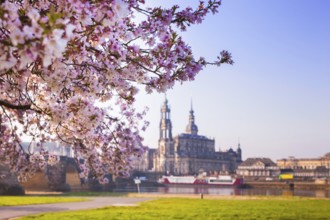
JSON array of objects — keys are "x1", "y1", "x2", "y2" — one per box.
[
  {"x1": 0, "y1": 0, "x2": 230, "y2": 183},
  {"x1": 0, "y1": 52, "x2": 17, "y2": 71}
]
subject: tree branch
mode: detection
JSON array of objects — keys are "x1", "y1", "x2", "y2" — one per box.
[{"x1": 0, "y1": 100, "x2": 31, "y2": 110}]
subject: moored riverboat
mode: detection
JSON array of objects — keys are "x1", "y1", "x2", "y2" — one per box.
[{"x1": 158, "y1": 175, "x2": 243, "y2": 187}]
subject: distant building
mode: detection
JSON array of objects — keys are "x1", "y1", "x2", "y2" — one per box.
[
  {"x1": 277, "y1": 153, "x2": 330, "y2": 170},
  {"x1": 151, "y1": 98, "x2": 242, "y2": 175},
  {"x1": 130, "y1": 148, "x2": 155, "y2": 172},
  {"x1": 277, "y1": 153, "x2": 330, "y2": 179},
  {"x1": 22, "y1": 142, "x2": 74, "y2": 158},
  {"x1": 236, "y1": 158, "x2": 280, "y2": 178}
]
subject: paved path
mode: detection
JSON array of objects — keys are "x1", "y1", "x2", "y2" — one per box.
[{"x1": 0, "y1": 197, "x2": 153, "y2": 220}]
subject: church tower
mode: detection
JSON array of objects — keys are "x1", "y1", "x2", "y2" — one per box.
[
  {"x1": 154, "y1": 97, "x2": 175, "y2": 174},
  {"x1": 237, "y1": 142, "x2": 242, "y2": 162},
  {"x1": 185, "y1": 102, "x2": 198, "y2": 135},
  {"x1": 159, "y1": 98, "x2": 172, "y2": 141},
  {"x1": 158, "y1": 97, "x2": 174, "y2": 156}
]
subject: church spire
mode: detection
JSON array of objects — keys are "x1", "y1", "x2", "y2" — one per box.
[
  {"x1": 237, "y1": 138, "x2": 242, "y2": 162},
  {"x1": 186, "y1": 100, "x2": 198, "y2": 135},
  {"x1": 190, "y1": 98, "x2": 193, "y2": 112},
  {"x1": 159, "y1": 96, "x2": 172, "y2": 140}
]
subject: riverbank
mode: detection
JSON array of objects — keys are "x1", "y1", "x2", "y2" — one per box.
[{"x1": 243, "y1": 181, "x2": 330, "y2": 190}]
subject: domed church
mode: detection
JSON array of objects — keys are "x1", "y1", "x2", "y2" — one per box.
[{"x1": 152, "y1": 98, "x2": 242, "y2": 175}]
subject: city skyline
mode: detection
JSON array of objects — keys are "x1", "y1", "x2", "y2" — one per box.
[{"x1": 135, "y1": 0, "x2": 330, "y2": 160}]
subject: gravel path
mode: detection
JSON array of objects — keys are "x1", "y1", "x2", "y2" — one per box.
[{"x1": 0, "y1": 197, "x2": 153, "y2": 220}]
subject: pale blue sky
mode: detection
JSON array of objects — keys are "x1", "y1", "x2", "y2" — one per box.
[{"x1": 135, "y1": 0, "x2": 330, "y2": 160}]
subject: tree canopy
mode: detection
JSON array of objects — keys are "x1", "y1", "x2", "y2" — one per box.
[{"x1": 0, "y1": 0, "x2": 232, "y2": 183}]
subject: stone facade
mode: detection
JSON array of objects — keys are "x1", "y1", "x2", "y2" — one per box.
[
  {"x1": 236, "y1": 158, "x2": 280, "y2": 178},
  {"x1": 131, "y1": 148, "x2": 155, "y2": 172},
  {"x1": 152, "y1": 99, "x2": 242, "y2": 175},
  {"x1": 277, "y1": 153, "x2": 330, "y2": 179},
  {"x1": 21, "y1": 156, "x2": 81, "y2": 192},
  {"x1": 0, "y1": 163, "x2": 25, "y2": 195},
  {"x1": 277, "y1": 153, "x2": 330, "y2": 170}
]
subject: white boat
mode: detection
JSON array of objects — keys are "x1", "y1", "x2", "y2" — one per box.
[{"x1": 159, "y1": 175, "x2": 243, "y2": 186}]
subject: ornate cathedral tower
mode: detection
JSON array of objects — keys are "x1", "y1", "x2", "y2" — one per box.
[
  {"x1": 154, "y1": 97, "x2": 175, "y2": 174},
  {"x1": 158, "y1": 97, "x2": 174, "y2": 156},
  {"x1": 159, "y1": 98, "x2": 172, "y2": 141},
  {"x1": 237, "y1": 142, "x2": 242, "y2": 162},
  {"x1": 185, "y1": 102, "x2": 198, "y2": 135}
]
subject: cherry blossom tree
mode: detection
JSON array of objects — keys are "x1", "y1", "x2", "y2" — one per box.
[{"x1": 0, "y1": 0, "x2": 233, "y2": 183}]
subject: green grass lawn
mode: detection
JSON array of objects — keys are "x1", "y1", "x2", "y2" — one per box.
[
  {"x1": 0, "y1": 196, "x2": 86, "y2": 206},
  {"x1": 19, "y1": 197, "x2": 330, "y2": 220}
]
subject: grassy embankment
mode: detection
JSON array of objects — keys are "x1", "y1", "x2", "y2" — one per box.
[
  {"x1": 0, "y1": 192, "x2": 126, "y2": 206},
  {"x1": 0, "y1": 196, "x2": 87, "y2": 206},
  {"x1": 19, "y1": 197, "x2": 330, "y2": 220}
]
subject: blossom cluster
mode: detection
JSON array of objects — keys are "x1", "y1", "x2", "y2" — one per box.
[{"x1": 0, "y1": 0, "x2": 232, "y2": 182}]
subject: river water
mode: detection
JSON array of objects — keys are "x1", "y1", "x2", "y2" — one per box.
[{"x1": 112, "y1": 186, "x2": 330, "y2": 198}]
